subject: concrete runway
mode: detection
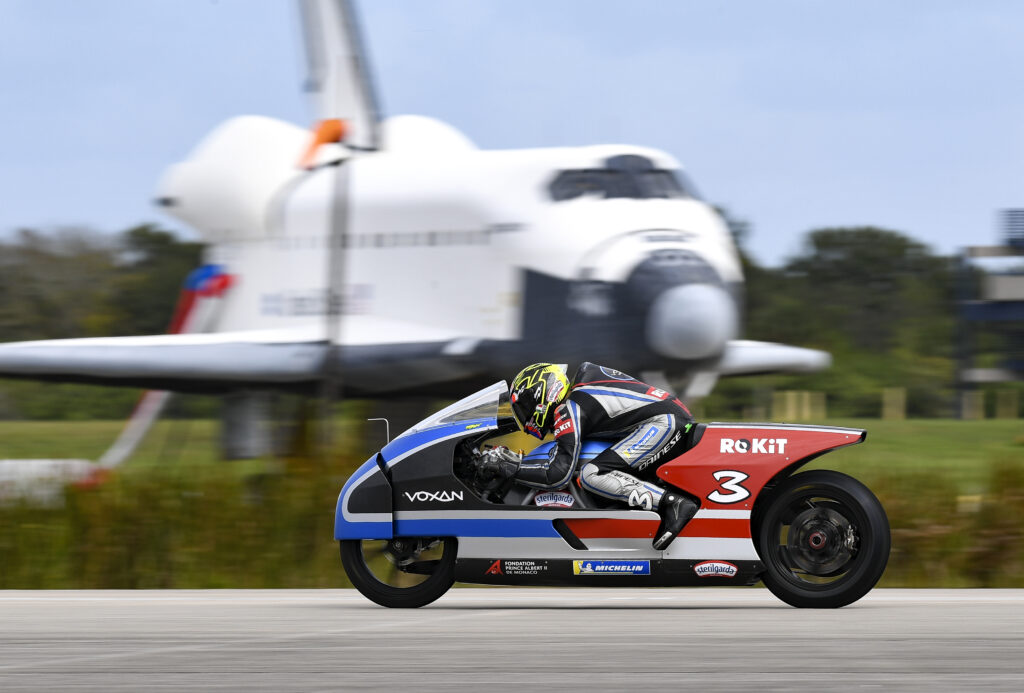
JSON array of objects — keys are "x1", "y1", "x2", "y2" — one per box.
[{"x1": 1, "y1": 589, "x2": 1022, "y2": 692}]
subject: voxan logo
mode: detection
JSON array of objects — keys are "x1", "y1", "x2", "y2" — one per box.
[
  {"x1": 403, "y1": 490, "x2": 464, "y2": 503},
  {"x1": 720, "y1": 438, "x2": 788, "y2": 454}
]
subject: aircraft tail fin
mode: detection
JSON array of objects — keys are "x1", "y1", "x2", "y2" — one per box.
[{"x1": 299, "y1": 0, "x2": 382, "y2": 149}]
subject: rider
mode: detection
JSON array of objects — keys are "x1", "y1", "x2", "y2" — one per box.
[{"x1": 476, "y1": 362, "x2": 699, "y2": 550}]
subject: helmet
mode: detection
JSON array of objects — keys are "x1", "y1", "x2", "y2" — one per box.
[{"x1": 509, "y1": 363, "x2": 570, "y2": 439}]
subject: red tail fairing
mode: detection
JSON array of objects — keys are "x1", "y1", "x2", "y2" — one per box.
[{"x1": 657, "y1": 424, "x2": 866, "y2": 527}]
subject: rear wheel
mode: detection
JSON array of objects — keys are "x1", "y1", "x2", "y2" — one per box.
[
  {"x1": 340, "y1": 537, "x2": 456, "y2": 608},
  {"x1": 757, "y1": 470, "x2": 889, "y2": 608}
]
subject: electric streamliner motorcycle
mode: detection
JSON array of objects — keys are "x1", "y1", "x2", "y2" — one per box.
[{"x1": 335, "y1": 381, "x2": 889, "y2": 608}]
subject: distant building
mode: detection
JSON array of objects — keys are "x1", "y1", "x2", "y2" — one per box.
[{"x1": 956, "y1": 209, "x2": 1024, "y2": 417}]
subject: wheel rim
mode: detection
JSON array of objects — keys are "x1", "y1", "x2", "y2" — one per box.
[
  {"x1": 767, "y1": 494, "x2": 866, "y2": 589},
  {"x1": 358, "y1": 538, "x2": 446, "y2": 589}
]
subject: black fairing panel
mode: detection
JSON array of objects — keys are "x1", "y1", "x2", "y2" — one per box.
[
  {"x1": 348, "y1": 455, "x2": 393, "y2": 515},
  {"x1": 388, "y1": 433, "x2": 492, "y2": 511},
  {"x1": 335, "y1": 454, "x2": 394, "y2": 539}
]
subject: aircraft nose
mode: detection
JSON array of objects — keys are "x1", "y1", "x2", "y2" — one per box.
[{"x1": 645, "y1": 282, "x2": 738, "y2": 360}]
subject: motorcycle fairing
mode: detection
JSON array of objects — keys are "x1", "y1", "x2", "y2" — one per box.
[
  {"x1": 334, "y1": 416, "x2": 498, "y2": 540},
  {"x1": 335, "y1": 380, "x2": 510, "y2": 540}
]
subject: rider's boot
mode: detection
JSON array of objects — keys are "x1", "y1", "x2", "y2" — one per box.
[
  {"x1": 578, "y1": 465, "x2": 697, "y2": 549},
  {"x1": 652, "y1": 492, "x2": 698, "y2": 551}
]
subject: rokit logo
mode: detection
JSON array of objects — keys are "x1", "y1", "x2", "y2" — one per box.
[
  {"x1": 403, "y1": 490, "x2": 464, "y2": 503},
  {"x1": 720, "y1": 438, "x2": 788, "y2": 454},
  {"x1": 554, "y1": 419, "x2": 574, "y2": 437},
  {"x1": 693, "y1": 561, "x2": 739, "y2": 578}
]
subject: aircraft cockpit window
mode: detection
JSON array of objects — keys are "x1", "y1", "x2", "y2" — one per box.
[{"x1": 548, "y1": 168, "x2": 697, "y2": 202}]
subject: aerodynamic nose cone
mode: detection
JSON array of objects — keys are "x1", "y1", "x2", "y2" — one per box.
[{"x1": 646, "y1": 283, "x2": 738, "y2": 360}]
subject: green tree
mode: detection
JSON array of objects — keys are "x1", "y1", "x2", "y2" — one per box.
[
  {"x1": 708, "y1": 226, "x2": 959, "y2": 418},
  {"x1": 92, "y1": 225, "x2": 204, "y2": 336},
  {"x1": 782, "y1": 228, "x2": 956, "y2": 355},
  {"x1": 0, "y1": 228, "x2": 117, "y2": 342},
  {"x1": 0, "y1": 225, "x2": 204, "y2": 420}
]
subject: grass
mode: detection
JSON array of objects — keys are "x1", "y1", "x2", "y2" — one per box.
[
  {"x1": 1, "y1": 415, "x2": 1023, "y2": 589},
  {"x1": 3, "y1": 416, "x2": 1020, "y2": 488},
  {"x1": 803, "y1": 418, "x2": 1024, "y2": 493},
  {"x1": 0, "y1": 419, "x2": 221, "y2": 466},
  {"x1": 0, "y1": 408, "x2": 375, "y2": 474}
]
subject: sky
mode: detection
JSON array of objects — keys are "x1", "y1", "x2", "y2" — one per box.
[{"x1": 1, "y1": 0, "x2": 1023, "y2": 267}]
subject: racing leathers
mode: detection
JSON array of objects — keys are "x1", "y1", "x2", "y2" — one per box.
[{"x1": 514, "y1": 363, "x2": 697, "y2": 537}]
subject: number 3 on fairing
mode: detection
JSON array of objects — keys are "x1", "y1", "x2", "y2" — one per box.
[{"x1": 707, "y1": 470, "x2": 750, "y2": 503}]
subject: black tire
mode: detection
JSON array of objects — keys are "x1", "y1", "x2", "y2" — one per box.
[
  {"x1": 340, "y1": 537, "x2": 456, "y2": 608},
  {"x1": 757, "y1": 470, "x2": 889, "y2": 608}
]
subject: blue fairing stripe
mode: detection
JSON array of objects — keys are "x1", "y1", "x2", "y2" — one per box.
[
  {"x1": 523, "y1": 439, "x2": 612, "y2": 464},
  {"x1": 381, "y1": 417, "x2": 495, "y2": 464},
  {"x1": 336, "y1": 521, "x2": 393, "y2": 539},
  {"x1": 395, "y1": 518, "x2": 561, "y2": 538}
]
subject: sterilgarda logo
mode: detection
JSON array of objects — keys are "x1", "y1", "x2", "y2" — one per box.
[
  {"x1": 534, "y1": 491, "x2": 575, "y2": 508},
  {"x1": 693, "y1": 561, "x2": 739, "y2": 578},
  {"x1": 573, "y1": 560, "x2": 650, "y2": 575},
  {"x1": 720, "y1": 438, "x2": 788, "y2": 454}
]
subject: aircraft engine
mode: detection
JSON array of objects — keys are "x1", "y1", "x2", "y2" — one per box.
[
  {"x1": 623, "y1": 250, "x2": 739, "y2": 361},
  {"x1": 645, "y1": 283, "x2": 738, "y2": 359}
]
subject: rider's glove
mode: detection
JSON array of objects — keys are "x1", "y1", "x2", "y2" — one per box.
[{"x1": 476, "y1": 446, "x2": 521, "y2": 481}]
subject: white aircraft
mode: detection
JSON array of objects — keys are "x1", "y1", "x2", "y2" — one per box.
[{"x1": 0, "y1": 1, "x2": 828, "y2": 458}]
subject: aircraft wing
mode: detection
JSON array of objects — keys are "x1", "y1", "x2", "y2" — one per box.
[
  {"x1": 0, "y1": 325, "x2": 487, "y2": 395},
  {"x1": 299, "y1": 0, "x2": 381, "y2": 149},
  {"x1": 718, "y1": 339, "x2": 832, "y2": 376},
  {"x1": 0, "y1": 330, "x2": 328, "y2": 392}
]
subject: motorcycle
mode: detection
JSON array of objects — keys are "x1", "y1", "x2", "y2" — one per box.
[{"x1": 335, "y1": 381, "x2": 889, "y2": 608}]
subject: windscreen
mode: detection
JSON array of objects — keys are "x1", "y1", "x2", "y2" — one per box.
[
  {"x1": 548, "y1": 169, "x2": 694, "y2": 202},
  {"x1": 394, "y1": 381, "x2": 510, "y2": 440}
]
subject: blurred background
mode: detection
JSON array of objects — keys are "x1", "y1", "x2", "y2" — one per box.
[{"x1": 1, "y1": 0, "x2": 1022, "y2": 589}]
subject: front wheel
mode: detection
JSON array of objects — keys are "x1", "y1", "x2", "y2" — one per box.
[
  {"x1": 340, "y1": 537, "x2": 456, "y2": 608},
  {"x1": 757, "y1": 470, "x2": 889, "y2": 608}
]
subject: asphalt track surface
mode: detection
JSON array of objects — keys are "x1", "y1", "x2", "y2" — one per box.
[{"x1": 0, "y1": 589, "x2": 1022, "y2": 692}]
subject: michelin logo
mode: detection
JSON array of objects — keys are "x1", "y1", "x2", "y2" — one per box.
[{"x1": 573, "y1": 560, "x2": 650, "y2": 575}]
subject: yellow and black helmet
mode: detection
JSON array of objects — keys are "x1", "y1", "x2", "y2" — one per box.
[{"x1": 509, "y1": 363, "x2": 570, "y2": 439}]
